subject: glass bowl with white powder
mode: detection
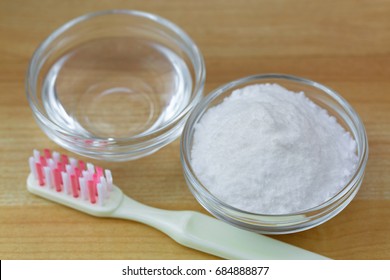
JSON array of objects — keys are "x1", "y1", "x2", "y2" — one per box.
[{"x1": 181, "y1": 74, "x2": 368, "y2": 234}]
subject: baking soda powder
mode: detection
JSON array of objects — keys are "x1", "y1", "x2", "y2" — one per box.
[{"x1": 191, "y1": 84, "x2": 358, "y2": 214}]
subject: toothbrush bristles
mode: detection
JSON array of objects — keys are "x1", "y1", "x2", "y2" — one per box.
[
  {"x1": 70, "y1": 174, "x2": 79, "y2": 198},
  {"x1": 29, "y1": 157, "x2": 38, "y2": 180},
  {"x1": 61, "y1": 154, "x2": 69, "y2": 165},
  {"x1": 29, "y1": 150, "x2": 112, "y2": 205},
  {"x1": 88, "y1": 180, "x2": 96, "y2": 204},
  {"x1": 43, "y1": 148, "x2": 51, "y2": 159},
  {"x1": 54, "y1": 168, "x2": 62, "y2": 192},
  {"x1": 36, "y1": 162, "x2": 44, "y2": 186}
]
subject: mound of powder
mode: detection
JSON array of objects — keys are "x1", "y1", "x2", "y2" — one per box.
[{"x1": 191, "y1": 84, "x2": 358, "y2": 214}]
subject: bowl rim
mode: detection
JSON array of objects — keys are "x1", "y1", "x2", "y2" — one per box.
[
  {"x1": 181, "y1": 73, "x2": 368, "y2": 219},
  {"x1": 25, "y1": 9, "x2": 206, "y2": 144}
]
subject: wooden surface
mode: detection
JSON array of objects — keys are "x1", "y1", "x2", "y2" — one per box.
[{"x1": 0, "y1": 0, "x2": 389, "y2": 260}]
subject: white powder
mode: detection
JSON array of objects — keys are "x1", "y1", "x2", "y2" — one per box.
[{"x1": 191, "y1": 83, "x2": 358, "y2": 214}]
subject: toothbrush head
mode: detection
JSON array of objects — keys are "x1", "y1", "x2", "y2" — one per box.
[{"x1": 27, "y1": 149, "x2": 123, "y2": 217}]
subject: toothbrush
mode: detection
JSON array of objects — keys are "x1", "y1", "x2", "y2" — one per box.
[{"x1": 27, "y1": 149, "x2": 329, "y2": 260}]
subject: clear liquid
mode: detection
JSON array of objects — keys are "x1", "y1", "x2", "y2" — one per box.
[{"x1": 42, "y1": 37, "x2": 192, "y2": 139}]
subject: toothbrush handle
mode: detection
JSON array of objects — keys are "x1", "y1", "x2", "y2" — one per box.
[{"x1": 112, "y1": 196, "x2": 329, "y2": 260}]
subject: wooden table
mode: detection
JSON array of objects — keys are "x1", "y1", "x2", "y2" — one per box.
[{"x1": 0, "y1": 0, "x2": 389, "y2": 260}]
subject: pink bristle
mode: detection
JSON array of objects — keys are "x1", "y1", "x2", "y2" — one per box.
[
  {"x1": 57, "y1": 162, "x2": 65, "y2": 184},
  {"x1": 93, "y1": 173, "x2": 98, "y2": 183},
  {"x1": 54, "y1": 168, "x2": 62, "y2": 192},
  {"x1": 40, "y1": 156, "x2": 47, "y2": 167},
  {"x1": 96, "y1": 166, "x2": 103, "y2": 178},
  {"x1": 57, "y1": 161, "x2": 66, "y2": 172},
  {"x1": 74, "y1": 167, "x2": 80, "y2": 184},
  {"x1": 35, "y1": 163, "x2": 45, "y2": 186},
  {"x1": 93, "y1": 173, "x2": 99, "y2": 196},
  {"x1": 44, "y1": 149, "x2": 51, "y2": 159},
  {"x1": 88, "y1": 180, "x2": 96, "y2": 204},
  {"x1": 78, "y1": 160, "x2": 85, "y2": 171},
  {"x1": 71, "y1": 174, "x2": 79, "y2": 198},
  {"x1": 61, "y1": 154, "x2": 69, "y2": 165}
]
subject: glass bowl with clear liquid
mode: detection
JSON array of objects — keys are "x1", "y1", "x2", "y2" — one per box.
[{"x1": 26, "y1": 10, "x2": 205, "y2": 161}]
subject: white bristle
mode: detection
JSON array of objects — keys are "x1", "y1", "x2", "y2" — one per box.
[
  {"x1": 82, "y1": 170, "x2": 91, "y2": 181},
  {"x1": 51, "y1": 169, "x2": 56, "y2": 189},
  {"x1": 43, "y1": 166, "x2": 51, "y2": 188},
  {"x1": 61, "y1": 172, "x2": 70, "y2": 195},
  {"x1": 29, "y1": 156, "x2": 38, "y2": 180},
  {"x1": 87, "y1": 163, "x2": 94, "y2": 174},
  {"x1": 33, "y1": 149, "x2": 40, "y2": 163},
  {"x1": 100, "y1": 177, "x2": 109, "y2": 198},
  {"x1": 79, "y1": 177, "x2": 87, "y2": 200},
  {"x1": 65, "y1": 164, "x2": 73, "y2": 175},
  {"x1": 105, "y1": 169, "x2": 113, "y2": 191},
  {"x1": 97, "y1": 183, "x2": 104, "y2": 206},
  {"x1": 69, "y1": 158, "x2": 77, "y2": 168},
  {"x1": 48, "y1": 158, "x2": 55, "y2": 169},
  {"x1": 52, "y1": 151, "x2": 60, "y2": 163}
]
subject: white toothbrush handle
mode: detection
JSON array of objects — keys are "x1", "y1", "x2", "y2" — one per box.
[{"x1": 112, "y1": 195, "x2": 329, "y2": 260}]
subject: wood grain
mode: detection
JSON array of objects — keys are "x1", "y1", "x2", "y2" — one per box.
[{"x1": 0, "y1": 0, "x2": 389, "y2": 259}]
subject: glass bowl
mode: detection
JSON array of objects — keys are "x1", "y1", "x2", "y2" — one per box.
[
  {"x1": 181, "y1": 74, "x2": 368, "y2": 234},
  {"x1": 26, "y1": 10, "x2": 205, "y2": 161}
]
